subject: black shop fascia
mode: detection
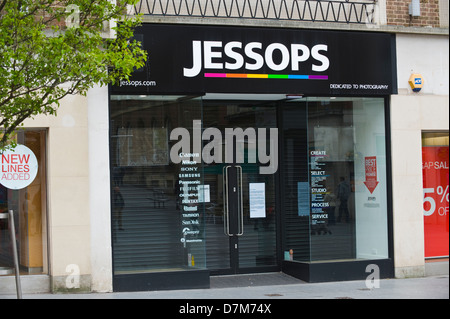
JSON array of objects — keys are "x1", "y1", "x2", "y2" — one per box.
[{"x1": 111, "y1": 23, "x2": 397, "y2": 97}]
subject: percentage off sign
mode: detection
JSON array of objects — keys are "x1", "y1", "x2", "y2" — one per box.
[
  {"x1": 423, "y1": 185, "x2": 449, "y2": 216},
  {"x1": 437, "y1": 185, "x2": 449, "y2": 203}
]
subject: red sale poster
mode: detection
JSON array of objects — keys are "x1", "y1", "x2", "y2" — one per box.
[
  {"x1": 422, "y1": 146, "x2": 449, "y2": 258},
  {"x1": 364, "y1": 156, "x2": 379, "y2": 194}
]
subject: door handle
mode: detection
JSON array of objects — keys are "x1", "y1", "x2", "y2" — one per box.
[
  {"x1": 223, "y1": 165, "x2": 231, "y2": 236},
  {"x1": 236, "y1": 165, "x2": 243, "y2": 236},
  {"x1": 223, "y1": 165, "x2": 244, "y2": 236}
]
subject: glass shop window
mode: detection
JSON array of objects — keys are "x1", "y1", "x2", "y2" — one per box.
[
  {"x1": 109, "y1": 95, "x2": 206, "y2": 275},
  {"x1": 422, "y1": 131, "x2": 449, "y2": 258},
  {"x1": 0, "y1": 130, "x2": 48, "y2": 275},
  {"x1": 284, "y1": 97, "x2": 389, "y2": 262}
]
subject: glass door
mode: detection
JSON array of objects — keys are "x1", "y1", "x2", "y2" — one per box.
[{"x1": 202, "y1": 97, "x2": 278, "y2": 274}]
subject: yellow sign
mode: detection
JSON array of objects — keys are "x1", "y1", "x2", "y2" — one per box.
[{"x1": 408, "y1": 74, "x2": 424, "y2": 92}]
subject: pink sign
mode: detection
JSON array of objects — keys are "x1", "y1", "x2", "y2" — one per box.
[
  {"x1": 0, "y1": 144, "x2": 38, "y2": 190},
  {"x1": 364, "y1": 156, "x2": 379, "y2": 194},
  {"x1": 422, "y1": 146, "x2": 449, "y2": 258}
]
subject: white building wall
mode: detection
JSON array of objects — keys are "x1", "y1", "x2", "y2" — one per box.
[
  {"x1": 87, "y1": 85, "x2": 113, "y2": 292},
  {"x1": 18, "y1": 84, "x2": 112, "y2": 292},
  {"x1": 22, "y1": 93, "x2": 92, "y2": 292},
  {"x1": 391, "y1": 34, "x2": 449, "y2": 277}
]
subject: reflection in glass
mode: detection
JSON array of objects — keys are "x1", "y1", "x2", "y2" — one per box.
[
  {"x1": 283, "y1": 97, "x2": 389, "y2": 262},
  {"x1": 0, "y1": 130, "x2": 47, "y2": 275},
  {"x1": 109, "y1": 95, "x2": 390, "y2": 274},
  {"x1": 201, "y1": 100, "x2": 277, "y2": 272},
  {"x1": 110, "y1": 96, "x2": 206, "y2": 274}
]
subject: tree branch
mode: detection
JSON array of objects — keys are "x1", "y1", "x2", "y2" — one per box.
[
  {"x1": 0, "y1": 0, "x2": 147, "y2": 149},
  {"x1": 0, "y1": 0, "x2": 7, "y2": 13},
  {"x1": 0, "y1": 108, "x2": 34, "y2": 147}
]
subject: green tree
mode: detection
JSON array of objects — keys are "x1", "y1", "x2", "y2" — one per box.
[{"x1": 0, "y1": 0, "x2": 146, "y2": 148}]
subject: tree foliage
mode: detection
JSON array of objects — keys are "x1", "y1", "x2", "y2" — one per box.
[{"x1": 0, "y1": 0, "x2": 147, "y2": 147}]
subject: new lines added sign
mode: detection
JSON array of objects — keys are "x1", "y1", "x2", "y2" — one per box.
[{"x1": 1, "y1": 145, "x2": 38, "y2": 190}]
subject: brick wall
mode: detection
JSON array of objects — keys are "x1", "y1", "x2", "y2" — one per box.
[{"x1": 386, "y1": 0, "x2": 441, "y2": 27}]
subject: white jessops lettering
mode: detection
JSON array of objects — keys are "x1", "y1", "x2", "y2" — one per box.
[
  {"x1": 291, "y1": 44, "x2": 310, "y2": 71},
  {"x1": 183, "y1": 40, "x2": 329, "y2": 77},
  {"x1": 204, "y1": 41, "x2": 223, "y2": 69},
  {"x1": 224, "y1": 41, "x2": 244, "y2": 70},
  {"x1": 311, "y1": 44, "x2": 329, "y2": 72},
  {"x1": 170, "y1": 120, "x2": 278, "y2": 174},
  {"x1": 265, "y1": 43, "x2": 290, "y2": 71},
  {"x1": 183, "y1": 41, "x2": 202, "y2": 77},
  {"x1": 245, "y1": 42, "x2": 264, "y2": 70}
]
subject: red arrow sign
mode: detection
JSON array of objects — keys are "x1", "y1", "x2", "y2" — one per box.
[{"x1": 364, "y1": 156, "x2": 379, "y2": 194}]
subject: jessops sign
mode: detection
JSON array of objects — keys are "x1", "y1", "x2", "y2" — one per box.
[
  {"x1": 112, "y1": 24, "x2": 397, "y2": 95},
  {"x1": 182, "y1": 41, "x2": 330, "y2": 77}
]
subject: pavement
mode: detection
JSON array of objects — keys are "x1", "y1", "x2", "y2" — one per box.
[{"x1": 1, "y1": 272, "x2": 448, "y2": 300}]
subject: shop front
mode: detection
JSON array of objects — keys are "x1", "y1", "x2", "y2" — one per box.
[
  {"x1": 109, "y1": 24, "x2": 397, "y2": 291},
  {"x1": 0, "y1": 130, "x2": 48, "y2": 279}
]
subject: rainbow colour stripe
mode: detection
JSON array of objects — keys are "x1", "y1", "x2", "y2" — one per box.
[{"x1": 204, "y1": 73, "x2": 328, "y2": 80}]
